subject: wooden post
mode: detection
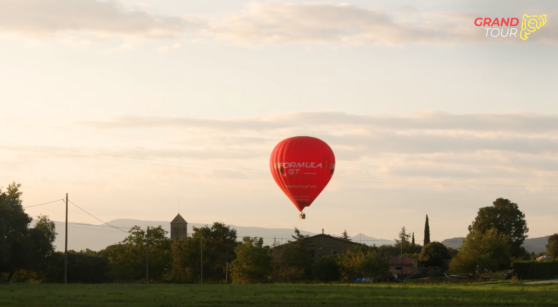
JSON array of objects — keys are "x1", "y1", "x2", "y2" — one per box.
[
  {"x1": 146, "y1": 226, "x2": 149, "y2": 283},
  {"x1": 200, "y1": 233, "x2": 203, "y2": 285},
  {"x1": 64, "y1": 193, "x2": 68, "y2": 284}
]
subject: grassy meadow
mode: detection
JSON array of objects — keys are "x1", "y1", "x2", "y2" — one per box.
[{"x1": 1, "y1": 282, "x2": 558, "y2": 307}]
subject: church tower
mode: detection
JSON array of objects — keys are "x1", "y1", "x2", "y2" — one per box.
[{"x1": 171, "y1": 214, "x2": 188, "y2": 240}]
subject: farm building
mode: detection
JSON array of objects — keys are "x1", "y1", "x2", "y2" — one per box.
[
  {"x1": 386, "y1": 256, "x2": 418, "y2": 275},
  {"x1": 273, "y1": 231, "x2": 361, "y2": 260}
]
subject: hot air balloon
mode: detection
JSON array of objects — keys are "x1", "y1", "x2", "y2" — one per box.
[{"x1": 270, "y1": 136, "x2": 336, "y2": 219}]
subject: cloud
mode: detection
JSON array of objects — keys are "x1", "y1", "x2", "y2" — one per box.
[
  {"x1": 83, "y1": 112, "x2": 558, "y2": 134},
  {"x1": 73, "y1": 112, "x2": 558, "y2": 182},
  {"x1": 1, "y1": 1, "x2": 556, "y2": 46},
  {"x1": 0, "y1": 0, "x2": 196, "y2": 41},
  {"x1": 4, "y1": 112, "x2": 558, "y2": 194},
  {"x1": 201, "y1": 3, "x2": 479, "y2": 46}
]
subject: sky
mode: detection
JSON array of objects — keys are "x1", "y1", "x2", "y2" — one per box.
[{"x1": 1, "y1": 0, "x2": 558, "y2": 243}]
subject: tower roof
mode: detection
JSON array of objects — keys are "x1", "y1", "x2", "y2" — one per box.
[{"x1": 171, "y1": 213, "x2": 187, "y2": 224}]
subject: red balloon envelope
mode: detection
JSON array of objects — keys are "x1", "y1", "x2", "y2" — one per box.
[{"x1": 270, "y1": 136, "x2": 336, "y2": 213}]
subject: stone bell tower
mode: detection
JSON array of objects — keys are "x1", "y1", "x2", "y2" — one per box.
[{"x1": 170, "y1": 213, "x2": 188, "y2": 240}]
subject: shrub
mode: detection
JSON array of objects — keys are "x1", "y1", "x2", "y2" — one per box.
[
  {"x1": 312, "y1": 256, "x2": 340, "y2": 282},
  {"x1": 513, "y1": 260, "x2": 558, "y2": 279},
  {"x1": 419, "y1": 242, "x2": 450, "y2": 267}
]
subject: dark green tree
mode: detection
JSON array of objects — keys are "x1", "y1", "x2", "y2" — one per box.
[
  {"x1": 449, "y1": 228, "x2": 511, "y2": 275},
  {"x1": 424, "y1": 215, "x2": 430, "y2": 246},
  {"x1": 312, "y1": 256, "x2": 340, "y2": 282},
  {"x1": 230, "y1": 237, "x2": 272, "y2": 284},
  {"x1": 546, "y1": 234, "x2": 558, "y2": 259},
  {"x1": 44, "y1": 249, "x2": 109, "y2": 283},
  {"x1": 292, "y1": 227, "x2": 308, "y2": 240},
  {"x1": 419, "y1": 242, "x2": 450, "y2": 267},
  {"x1": 105, "y1": 225, "x2": 171, "y2": 282},
  {"x1": 169, "y1": 222, "x2": 238, "y2": 283},
  {"x1": 342, "y1": 230, "x2": 351, "y2": 241},
  {"x1": 337, "y1": 245, "x2": 368, "y2": 281},
  {"x1": 468, "y1": 198, "x2": 528, "y2": 257},
  {"x1": 412, "y1": 232, "x2": 415, "y2": 248},
  {"x1": 359, "y1": 251, "x2": 389, "y2": 278},
  {"x1": 0, "y1": 183, "x2": 33, "y2": 282},
  {"x1": 0, "y1": 184, "x2": 58, "y2": 282},
  {"x1": 28, "y1": 215, "x2": 57, "y2": 273},
  {"x1": 272, "y1": 228, "x2": 313, "y2": 282},
  {"x1": 337, "y1": 245, "x2": 388, "y2": 281},
  {"x1": 395, "y1": 227, "x2": 411, "y2": 253}
]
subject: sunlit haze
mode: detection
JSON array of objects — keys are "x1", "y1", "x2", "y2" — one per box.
[{"x1": 1, "y1": 0, "x2": 557, "y2": 245}]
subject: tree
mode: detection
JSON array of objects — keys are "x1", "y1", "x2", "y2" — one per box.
[
  {"x1": 312, "y1": 256, "x2": 340, "y2": 282},
  {"x1": 0, "y1": 184, "x2": 58, "y2": 283},
  {"x1": 292, "y1": 227, "x2": 308, "y2": 240},
  {"x1": 28, "y1": 215, "x2": 57, "y2": 273},
  {"x1": 272, "y1": 228, "x2": 314, "y2": 282},
  {"x1": 40, "y1": 249, "x2": 110, "y2": 283},
  {"x1": 105, "y1": 225, "x2": 171, "y2": 282},
  {"x1": 169, "y1": 222, "x2": 238, "y2": 283},
  {"x1": 449, "y1": 228, "x2": 511, "y2": 275},
  {"x1": 394, "y1": 227, "x2": 411, "y2": 253},
  {"x1": 424, "y1": 215, "x2": 430, "y2": 246},
  {"x1": 359, "y1": 251, "x2": 389, "y2": 278},
  {"x1": 0, "y1": 183, "x2": 32, "y2": 282},
  {"x1": 342, "y1": 230, "x2": 351, "y2": 241},
  {"x1": 419, "y1": 242, "x2": 450, "y2": 267},
  {"x1": 547, "y1": 234, "x2": 558, "y2": 259},
  {"x1": 230, "y1": 237, "x2": 272, "y2": 284},
  {"x1": 337, "y1": 245, "x2": 368, "y2": 281},
  {"x1": 468, "y1": 198, "x2": 528, "y2": 258},
  {"x1": 337, "y1": 246, "x2": 388, "y2": 281},
  {"x1": 412, "y1": 232, "x2": 415, "y2": 248}
]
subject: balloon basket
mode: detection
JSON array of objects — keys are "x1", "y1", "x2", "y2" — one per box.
[{"x1": 299, "y1": 213, "x2": 306, "y2": 219}]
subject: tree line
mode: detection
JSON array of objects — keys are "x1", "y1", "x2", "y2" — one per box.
[{"x1": 2, "y1": 182, "x2": 558, "y2": 283}]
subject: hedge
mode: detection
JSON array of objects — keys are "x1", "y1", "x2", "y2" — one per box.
[{"x1": 513, "y1": 260, "x2": 558, "y2": 279}]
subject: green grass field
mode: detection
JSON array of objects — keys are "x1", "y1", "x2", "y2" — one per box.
[{"x1": 1, "y1": 282, "x2": 558, "y2": 307}]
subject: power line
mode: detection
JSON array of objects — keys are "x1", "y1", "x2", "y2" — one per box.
[
  {"x1": 23, "y1": 199, "x2": 65, "y2": 208},
  {"x1": 0, "y1": 198, "x2": 65, "y2": 211},
  {"x1": 68, "y1": 200, "x2": 128, "y2": 233}
]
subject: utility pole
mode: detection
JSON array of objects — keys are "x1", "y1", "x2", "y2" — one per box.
[
  {"x1": 400, "y1": 236, "x2": 403, "y2": 276},
  {"x1": 146, "y1": 226, "x2": 149, "y2": 284},
  {"x1": 64, "y1": 193, "x2": 68, "y2": 284},
  {"x1": 200, "y1": 233, "x2": 203, "y2": 285},
  {"x1": 226, "y1": 262, "x2": 228, "y2": 283}
]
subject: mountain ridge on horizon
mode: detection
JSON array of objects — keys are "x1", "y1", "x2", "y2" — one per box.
[
  {"x1": 40, "y1": 218, "x2": 550, "y2": 254},
  {"x1": 44, "y1": 218, "x2": 396, "y2": 252}
]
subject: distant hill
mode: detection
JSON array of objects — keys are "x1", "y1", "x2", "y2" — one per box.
[
  {"x1": 441, "y1": 237, "x2": 465, "y2": 249},
  {"x1": 40, "y1": 219, "x2": 391, "y2": 252},
  {"x1": 441, "y1": 236, "x2": 550, "y2": 253},
  {"x1": 350, "y1": 233, "x2": 395, "y2": 246},
  {"x1": 522, "y1": 236, "x2": 550, "y2": 253}
]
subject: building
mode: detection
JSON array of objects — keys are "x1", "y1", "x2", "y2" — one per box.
[
  {"x1": 386, "y1": 257, "x2": 418, "y2": 275},
  {"x1": 274, "y1": 231, "x2": 361, "y2": 260},
  {"x1": 170, "y1": 213, "x2": 188, "y2": 240}
]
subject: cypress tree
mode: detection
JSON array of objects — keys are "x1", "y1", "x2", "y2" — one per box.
[
  {"x1": 424, "y1": 215, "x2": 430, "y2": 246},
  {"x1": 412, "y1": 232, "x2": 415, "y2": 247}
]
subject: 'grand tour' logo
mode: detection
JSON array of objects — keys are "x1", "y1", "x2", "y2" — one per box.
[
  {"x1": 520, "y1": 14, "x2": 547, "y2": 40},
  {"x1": 474, "y1": 14, "x2": 547, "y2": 40}
]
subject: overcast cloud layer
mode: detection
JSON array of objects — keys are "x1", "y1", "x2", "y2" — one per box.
[
  {"x1": 1, "y1": 0, "x2": 556, "y2": 45},
  {"x1": 2, "y1": 0, "x2": 557, "y2": 242},
  {"x1": 2, "y1": 111, "x2": 558, "y2": 240}
]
